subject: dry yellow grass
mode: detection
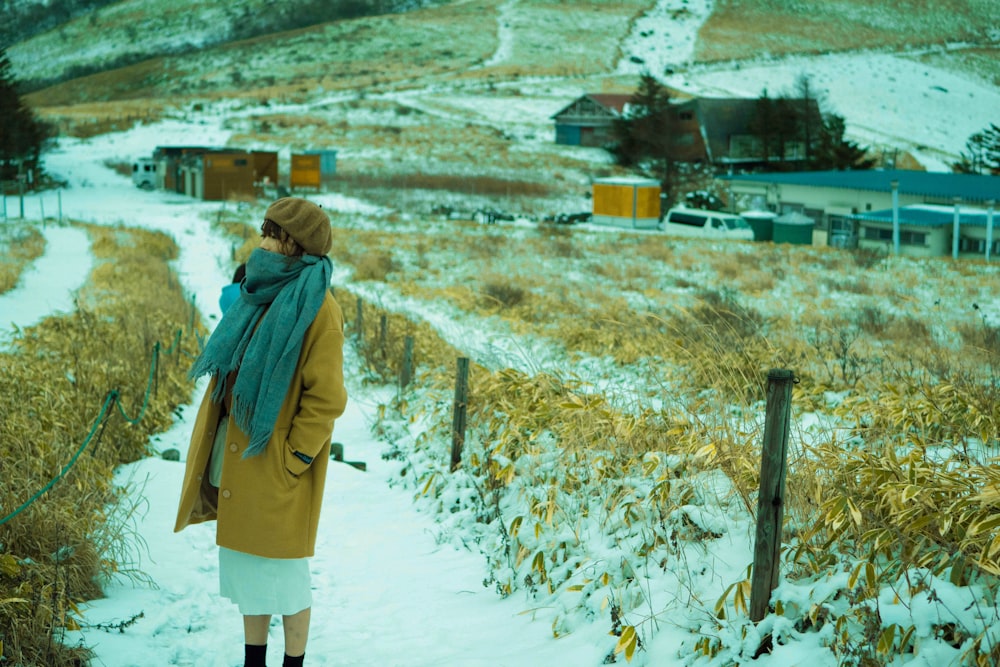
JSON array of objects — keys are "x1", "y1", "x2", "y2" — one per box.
[
  {"x1": 697, "y1": 0, "x2": 995, "y2": 62},
  {"x1": 0, "y1": 225, "x2": 45, "y2": 295},
  {"x1": 29, "y1": 2, "x2": 497, "y2": 109},
  {"x1": 0, "y1": 223, "x2": 202, "y2": 666},
  {"x1": 192, "y1": 205, "x2": 1000, "y2": 663}
]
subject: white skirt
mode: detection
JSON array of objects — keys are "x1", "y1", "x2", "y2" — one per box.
[{"x1": 218, "y1": 547, "x2": 312, "y2": 616}]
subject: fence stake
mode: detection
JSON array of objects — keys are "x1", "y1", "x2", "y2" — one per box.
[
  {"x1": 355, "y1": 297, "x2": 363, "y2": 342},
  {"x1": 379, "y1": 314, "x2": 387, "y2": 359},
  {"x1": 400, "y1": 335, "x2": 414, "y2": 391},
  {"x1": 450, "y1": 357, "x2": 470, "y2": 472},
  {"x1": 750, "y1": 368, "x2": 795, "y2": 622}
]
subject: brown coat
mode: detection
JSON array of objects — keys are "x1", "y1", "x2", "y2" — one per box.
[{"x1": 174, "y1": 293, "x2": 347, "y2": 559}]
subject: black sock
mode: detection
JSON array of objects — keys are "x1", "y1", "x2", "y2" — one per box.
[
  {"x1": 283, "y1": 654, "x2": 304, "y2": 667},
  {"x1": 245, "y1": 643, "x2": 267, "y2": 667}
]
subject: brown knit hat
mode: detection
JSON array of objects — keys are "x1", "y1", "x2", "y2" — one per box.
[{"x1": 264, "y1": 197, "x2": 332, "y2": 256}]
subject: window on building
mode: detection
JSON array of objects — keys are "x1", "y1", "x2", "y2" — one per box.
[
  {"x1": 829, "y1": 216, "x2": 852, "y2": 233},
  {"x1": 234, "y1": 159, "x2": 248, "y2": 166},
  {"x1": 864, "y1": 226, "x2": 926, "y2": 246},
  {"x1": 679, "y1": 111, "x2": 693, "y2": 121},
  {"x1": 729, "y1": 135, "x2": 759, "y2": 159},
  {"x1": 784, "y1": 142, "x2": 806, "y2": 159},
  {"x1": 960, "y1": 237, "x2": 985, "y2": 253},
  {"x1": 864, "y1": 227, "x2": 891, "y2": 241}
]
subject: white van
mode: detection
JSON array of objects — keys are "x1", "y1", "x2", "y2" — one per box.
[
  {"x1": 132, "y1": 158, "x2": 157, "y2": 190},
  {"x1": 661, "y1": 207, "x2": 754, "y2": 241}
]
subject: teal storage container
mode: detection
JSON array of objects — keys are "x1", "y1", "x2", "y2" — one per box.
[
  {"x1": 773, "y1": 212, "x2": 814, "y2": 245},
  {"x1": 742, "y1": 211, "x2": 776, "y2": 242}
]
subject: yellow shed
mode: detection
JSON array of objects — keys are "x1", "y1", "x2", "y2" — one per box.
[
  {"x1": 592, "y1": 177, "x2": 661, "y2": 229},
  {"x1": 290, "y1": 153, "x2": 322, "y2": 190}
]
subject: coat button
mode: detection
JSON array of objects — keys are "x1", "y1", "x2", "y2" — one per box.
[
  {"x1": 222, "y1": 489, "x2": 231, "y2": 499},
  {"x1": 229, "y1": 443, "x2": 238, "y2": 452}
]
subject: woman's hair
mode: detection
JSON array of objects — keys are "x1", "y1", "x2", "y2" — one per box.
[{"x1": 261, "y1": 219, "x2": 304, "y2": 257}]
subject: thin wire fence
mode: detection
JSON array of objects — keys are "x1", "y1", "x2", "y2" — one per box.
[{"x1": 0, "y1": 327, "x2": 185, "y2": 527}]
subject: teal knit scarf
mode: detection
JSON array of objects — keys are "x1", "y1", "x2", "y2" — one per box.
[{"x1": 189, "y1": 247, "x2": 332, "y2": 457}]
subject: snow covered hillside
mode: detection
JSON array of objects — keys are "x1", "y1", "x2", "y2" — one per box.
[{"x1": 11, "y1": 0, "x2": 1000, "y2": 176}]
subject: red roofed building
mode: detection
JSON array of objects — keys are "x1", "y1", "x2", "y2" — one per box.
[{"x1": 551, "y1": 93, "x2": 633, "y2": 147}]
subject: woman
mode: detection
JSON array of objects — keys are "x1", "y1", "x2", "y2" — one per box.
[{"x1": 175, "y1": 197, "x2": 348, "y2": 667}]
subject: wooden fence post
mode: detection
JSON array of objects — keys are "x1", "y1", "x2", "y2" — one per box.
[
  {"x1": 450, "y1": 357, "x2": 470, "y2": 472},
  {"x1": 400, "y1": 335, "x2": 414, "y2": 390},
  {"x1": 379, "y1": 314, "x2": 388, "y2": 358},
  {"x1": 750, "y1": 368, "x2": 795, "y2": 622},
  {"x1": 355, "y1": 297, "x2": 363, "y2": 342}
]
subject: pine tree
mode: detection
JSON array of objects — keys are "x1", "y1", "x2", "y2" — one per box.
[
  {"x1": 813, "y1": 114, "x2": 875, "y2": 170},
  {"x1": 770, "y1": 96, "x2": 799, "y2": 169},
  {"x1": 953, "y1": 124, "x2": 1000, "y2": 175},
  {"x1": 748, "y1": 89, "x2": 776, "y2": 165},
  {"x1": 0, "y1": 47, "x2": 52, "y2": 182},
  {"x1": 609, "y1": 73, "x2": 680, "y2": 187},
  {"x1": 749, "y1": 76, "x2": 873, "y2": 172},
  {"x1": 794, "y1": 74, "x2": 824, "y2": 167}
]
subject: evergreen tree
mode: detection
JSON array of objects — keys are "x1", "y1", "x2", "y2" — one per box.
[
  {"x1": 748, "y1": 88, "x2": 776, "y2": 165},
  {"x1": 770, "y1": 96, "x2": 799, "y2": 169},
  {"x1": 953, "y1": 124, "x2": 1000, "y2": 174},
  {"x1": 813, "y1": 114, "x2": 875, "y2": 170},
  {"x1": 749, "y1": 75, "x2": 873, "y2": 172},
  {"x1": 793, "y1": 73, "x2": 824, "y2": 167},
  {"x1": 0, "y1": 47, "x2": 53, "y2": 182},
  {"x1": 609, "y1": 73, "x2": 680, "y2": 187}
]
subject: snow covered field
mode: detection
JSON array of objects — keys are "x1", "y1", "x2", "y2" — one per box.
[
  {"x1": 7, "y1": 134, "x2": 618, "y2": 667},
  {"x1": 4, "y1": 2, "x2": 1000, "y2": 665},
  {"x1": 4, "y1": 110, "x2": 997, "y2": 666}
]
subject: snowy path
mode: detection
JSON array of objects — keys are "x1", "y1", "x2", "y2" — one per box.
[
  {"x1": 14, "y1": 132, "x2": 615, "y2": 666},
  {"x1": 616, "y1": 0, "x2": 713, "y2": 76},
  {"x1": 0, "y1": 224, "x2": 92, "y2": 341},
  {"x1": 65, "y1": 380, "x2": 609, "y2": 667},
  {"x1": 478, "y1": 0, "x2": 516, "y2": 69}
]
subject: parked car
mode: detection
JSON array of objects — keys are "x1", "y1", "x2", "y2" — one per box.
[
  {"x1": 132, "y1": 158, "x2": 157, "y2": 190},
  {"x1": 661, "y1": 207, "x2": 754, "y2": 241}
]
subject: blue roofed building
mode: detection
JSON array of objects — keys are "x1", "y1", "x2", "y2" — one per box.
[
  {"x1": 849, "y1": 204, "x2": 998, "y2": 259},
  {"x1": 717, "y1": 170, "x2": 1000, "y2": 249}
]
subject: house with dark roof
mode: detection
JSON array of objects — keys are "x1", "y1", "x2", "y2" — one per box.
[
  {"x1": 552, "y1": 94, "x2": 819, "y2": 167},
  {"x1": 670, "y1": 97, "x2": 819, "y2": 166},
  {"x1": 718, "y1": 170, "x2": 1000, "y2": 248}
]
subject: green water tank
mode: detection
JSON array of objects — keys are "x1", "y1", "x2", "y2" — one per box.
[
  {"x1": 773, "y1": 212, "x2": 814, "y2": 245},
  {"x1": 741, "y1": 210, "x2": 776, "y2": 242}
]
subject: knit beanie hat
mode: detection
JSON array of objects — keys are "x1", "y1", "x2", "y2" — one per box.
[{"x1": 264, "y1": 197, "x2": 332, "y2": 256}]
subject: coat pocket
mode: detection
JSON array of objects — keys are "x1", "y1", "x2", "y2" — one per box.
[{"x1": 276, "y1": 428, "x2": 303, "y2": 486}]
